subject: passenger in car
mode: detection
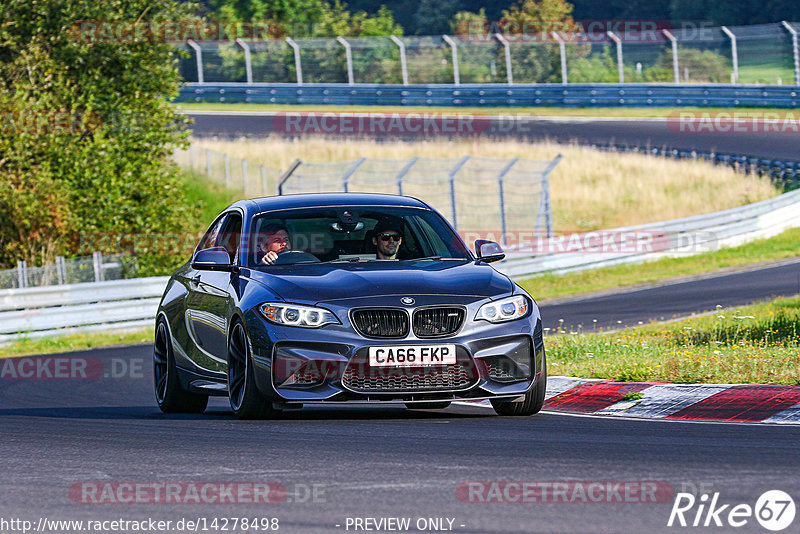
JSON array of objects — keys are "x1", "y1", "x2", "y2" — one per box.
[{"x1": 371, "y1": 220, "x2": 404, "y2": 260}]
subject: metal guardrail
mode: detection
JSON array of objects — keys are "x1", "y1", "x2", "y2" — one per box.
[
  {"x1": 583, "y1": 144, "x2": 800, "y2": 189},
  {"x1": 498, "y1": 188, "x2": 800, "y2": 277},
  {"x1": 2, "y1": 185, "x2": 800, "y2": 343},
  {"x1": 0, "y1": 277, "x2": 168, "y2": 344},
  {"x1": 177, "y1": 83, "x2": 800, "y2": 108}
]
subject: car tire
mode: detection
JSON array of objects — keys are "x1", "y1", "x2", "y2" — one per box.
[
  {"x1": 153, "y1": 319, "x2": 209, "y2": 414},
  {"x1": 491, "y1": 352, "x2": 547, "y2": 417},
  {"x1": 405, "y1": 402, "x2": 452, "y2": 410},
  {"x1": 228, "y1": 320, "x2": 281, "y2": 420}
]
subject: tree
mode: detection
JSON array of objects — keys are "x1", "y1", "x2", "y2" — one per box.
[{"x1": 0, "y1": 0, "x2": 196, "y2": 272}]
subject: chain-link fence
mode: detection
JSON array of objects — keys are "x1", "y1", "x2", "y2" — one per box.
[
  {"x1": 173, "y1": 147, "x2": 559, "y2": 243},
  {"x1": 173, "y1": 145, "x2": 282, "y2": 198},
  {"x1": 177, "y1": 22, "x2": 800, "y2": 86},
  {"x1": 276, "y1": 156, "x2": 560, "y2": 241},
  {"x1": 0, "y1": 253, "x2": 134, "y2": 290}
]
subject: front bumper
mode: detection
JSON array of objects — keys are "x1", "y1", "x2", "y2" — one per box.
[{"x1": 244, "y1": 296, "x2": 544, "y2": 404}]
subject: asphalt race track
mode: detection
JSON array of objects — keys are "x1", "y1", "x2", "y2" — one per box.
[
  {"x1": 2, "y1": 344, "x2": 800, "y2": 533},
  {"x1": 1, "y1": 114, "x2": 797, "y2": 533},
  {"x1": 539, "y1": 259, "x2": 800, "y2": 331},
  {"x1": 186, "y1": 112, "x2": 800, "y2": 161}
]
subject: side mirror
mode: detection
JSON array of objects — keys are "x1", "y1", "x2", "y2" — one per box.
[
  {"x1": 475, "y1": 240, "x2": 505, "y2": 264},
  {"x1": 192, "y1": 247, "x2": 236, "y2": 272}
]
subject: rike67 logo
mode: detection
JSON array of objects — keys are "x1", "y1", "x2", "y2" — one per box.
[{"x1": 668, "y1": 490, "x2": 795, "y2": 531}]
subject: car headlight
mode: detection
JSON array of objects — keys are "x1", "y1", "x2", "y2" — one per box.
[
  {"x1": 475, "y1": 295, "x2": 530, "y2": 323},
  {"x1": 260, "y1": 303, "x2": 340, "y2": 328}
]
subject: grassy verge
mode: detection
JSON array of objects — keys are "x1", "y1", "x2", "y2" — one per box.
[
  {"x1": 179, "y1": 168, "x2": 241, "y2": 226},
  {"x1": 175, "y1": 102, "x2": 791, "y2": 118},
  {"x1": 521, "y1": 227, "x2": 800, "y2": 302},
  {"x1": 191, "y1": 138, "x2": 779, "y2": 233},
  {"x1": 0, "y1": 328, "x2": 152, "y2": 359},
  {"x1": 547, "y1": 296, "x2": 800, "y2": 384}
]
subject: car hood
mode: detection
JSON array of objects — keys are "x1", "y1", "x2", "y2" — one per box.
[{"x1": 244, "y1": 260, "x2": 513, "y2": 305}]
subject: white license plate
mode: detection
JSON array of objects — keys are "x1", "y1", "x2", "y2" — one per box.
[{"x1": 368, "y1": 344, "x2": 457, "y2": 367}]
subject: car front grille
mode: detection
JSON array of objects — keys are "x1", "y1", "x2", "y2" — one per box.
[
  {"x1": 413, "y1": 307, "x2": 465, "y2": 338},
  {"x1": 342, "y1": 350, "x2": 479, "y2": 393},
  {"x1": 351, "y1": 309, "x2": 409, "y2": 338}
]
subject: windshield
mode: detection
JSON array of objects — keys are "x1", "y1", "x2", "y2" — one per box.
[{"x1": 248, "y1": 206, "x2": 471, "y2": 267}]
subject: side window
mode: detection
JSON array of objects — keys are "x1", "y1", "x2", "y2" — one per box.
[
  {"x1": 218, "y1": 213, "x2": 243, "y2": 263},
  {"x1": 196, "y1": 215, "x2": 226, "y2": 254}
]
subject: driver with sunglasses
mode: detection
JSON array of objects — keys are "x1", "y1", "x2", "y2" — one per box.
[{"x1": 371, "y1": 220, "x2": 404, "y2": 260}]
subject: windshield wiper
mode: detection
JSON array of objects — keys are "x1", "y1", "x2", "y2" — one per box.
[{"x1": 413, "y1": 256, "x2": 443, "y2": 261}]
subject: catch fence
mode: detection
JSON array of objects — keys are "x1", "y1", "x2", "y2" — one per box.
[{"x1": 176, "y1": 22, "x2": 800, "y2": 86}]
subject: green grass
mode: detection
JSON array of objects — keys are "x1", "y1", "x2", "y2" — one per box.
[
  {"x1": 547, "y1": 297, "x2": 800, "y2": 384},
  {"x1": 0, "y1": 328, "x2": 152, "y2": 359},
  {"x1": 178, "y1": 168, "x2": 240, "y2": 225},
  {"x1": 521, "y1": 227, "x2": 800, "y2": 302},
  {"x1": 174, "y1": 102, "x2": 794, "y2": 119}
]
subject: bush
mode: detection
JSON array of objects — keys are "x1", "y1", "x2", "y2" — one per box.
[{"x1": 0, "y1": 0, "x2": 199, "y2": 274}]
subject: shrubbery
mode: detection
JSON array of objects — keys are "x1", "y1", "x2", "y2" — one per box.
[{"x1": 0, "y1": 0, "x2": 199, "y2": 274}]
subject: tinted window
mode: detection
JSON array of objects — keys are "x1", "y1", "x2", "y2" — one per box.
[
  {"x1": 196, "y1": 214, "x2": 226, "y2": 253},
  {"x1": 218, "y1": 213, "x2": 242, "y2": 263},
  {"x1": 249, "y1": 206, "x2": 470, "y2": 267}
]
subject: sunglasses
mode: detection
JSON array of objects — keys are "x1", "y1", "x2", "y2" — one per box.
[{"x1": 378, "y1": 233, "x2": 402, "y2": 242}]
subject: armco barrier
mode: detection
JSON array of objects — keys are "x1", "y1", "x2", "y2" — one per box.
[
  {"x1": 498, "y1": 188, "x2": 800, "y2": 277},
  {"x1": 0, "y1": 277, "x2": 169, "y2": 344},
  {"x1": 2, "y1": 188, "x2": 800, "y2": 342},
  {"x1": 177, "y1": 83, "x2": 800, "y2": 108}
]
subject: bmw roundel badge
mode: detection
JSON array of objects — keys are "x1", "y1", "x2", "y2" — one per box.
[{"x1": 401, "y1": 297, "x2": 415, "y2": 305}]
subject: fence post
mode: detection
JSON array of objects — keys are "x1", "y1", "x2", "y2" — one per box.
[
  {"x1": 494, "y1": 33, "x2": 513, "y2": 84},
  {"x1": 92, "y1": 252, "x2": 104, "y2": 282},
  {"x1": 205, "y1": 148, "x2": 211, "y2": 177},
  {"x1": 261, "y1": 165, "x2": 268, "y2": 196},
  {"x1": 341, "y1": 158, "x2": 366, "y2": 193},
  {"x1": 188, "y1": 144, "x2": 194, "y2": 170},
  {"x1": 224, "y1": 154, "x2": 231, "y2": 188},
  {"x1": 552, "y1": 32, "x2": 568, "y2": 84},
  {"x1": 662, "y1": 29, "x2": 680, "y2": 83},
  {"x1": 495, "y1": 158, "x2": 520, "y2": 247},
  {"x1": 782, "y1": 21, "x2": 800, "y2": 85},
  {"x1": 390, "y1": 35, "x2": 409, "y2": 85},
  {"x1": 17, "y1": 260, "x2": 27, "y2": 289},
  {"x1": 56, "y1": 256, "x2": 66, "y2": 285},
  {"x1": 235, "y1": 38, "x2": 253, "y2": 84},
  {"x1": 442, "y1": 35, "x2": 460, "y2": 85},
  {"x1": 186, "y1": 39, "x2": 203, "y2": 84},
  {"x1": 721, "y1": 26, "x2": 738, "y2": 84},
  {"x1": 448, "y1": 156, "x2": 471, "y2": 231},
  {"x1": 337, "y1": 36, "x2": 354, "y2": 85},
  {"x1": 540, "y1": 155, "x2": 562, "y2": 239},
  {"x1": 285, "y1": 37, "x2": 303, "y2": 85},
  {"x1": 607, "y1": 31, "x2": 624, "y2": 83},
  {"x1": 394, "y1": 157, "x2": 419, "y2": 195},
  {"x1": 277, "y1": 159, "x2": 303, "y2": 195},
  {"x1": 242, "y1": 159, "x2": 248, "y2": 195}
]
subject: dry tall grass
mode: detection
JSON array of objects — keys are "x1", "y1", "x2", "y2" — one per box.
[{"x1": 191, "y1": 137, "x2": 779, "y2": 231}]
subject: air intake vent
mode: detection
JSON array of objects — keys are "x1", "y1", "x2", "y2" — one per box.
[
  {"x1": 351, "y1": 309, "x2": 409, "y2": 338},
  {"x1": 413, "y1": 307, "x2": 465, "y2": 338}
]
